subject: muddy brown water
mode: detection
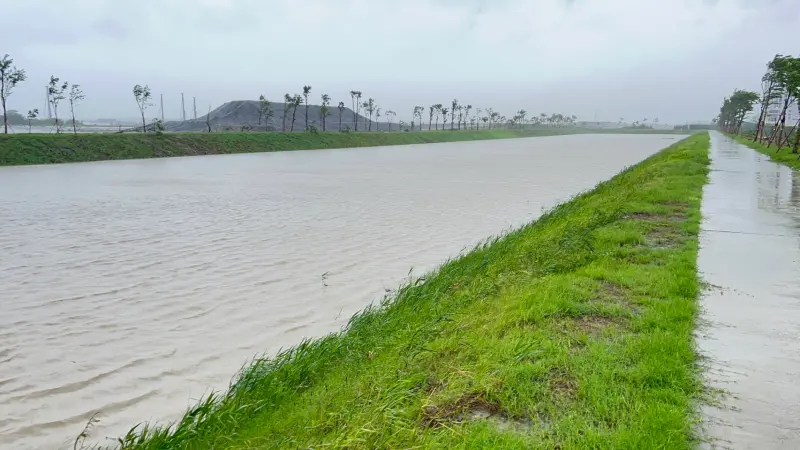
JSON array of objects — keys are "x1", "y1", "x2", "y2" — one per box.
[{"x1": 0, "y1": 134, "x2": 682, "y2": 448}]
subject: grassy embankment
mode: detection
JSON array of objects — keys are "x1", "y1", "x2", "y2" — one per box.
[
  {"x1": 106, "y1": 133, "x2": 710, "y2": 449},
  {"x1": 730, "y1": 134, "x2": 800, "y2": 170},
  {"x1": 1, "y1": 128, "x2": 690, "y2": 166}
]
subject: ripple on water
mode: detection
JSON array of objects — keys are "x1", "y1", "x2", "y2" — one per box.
[{"x1": 0, "y1": 134, "x2": 677, "y2": 448}]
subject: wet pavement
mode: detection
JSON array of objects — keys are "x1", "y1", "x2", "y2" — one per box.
[{"x1": 698, "y1": 132, "x2": 800, "y2": 449}]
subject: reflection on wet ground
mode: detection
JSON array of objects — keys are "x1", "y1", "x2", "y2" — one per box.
[{"x1": 699, "y1": 132, "x2": 800, "y2": 449}]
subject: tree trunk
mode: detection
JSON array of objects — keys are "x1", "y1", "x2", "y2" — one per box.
[
  {"x1": 70, "y1": 101, "x2": 77, "y2": 134},
  {"x1": 140, "y1": 110, "x2": 146, "y2": 134},
  {"x1": 291, "y1": 106, "x2": 297, "y2": 132},
  {"x1": 339, "y1": 113, "x2": 342, "y2": 131},
  {"x1": 768, "y1": 99, "x2": 791, "y2": 147},
  {"x1": 1, "y1": 86, "x2": 7, "y2": 134},
  {"x1": 793, "y1": 119, "x2": 800, "y2": 154},
  {"x1": 305, "y1": 103, "x2": 309, "y2": 130},
  {"x1": 429, "y1": 116, "x2": 432, "y2": 131},
  {"x1": 322, "y1": 115, "x2": 326, "y2": 132}
]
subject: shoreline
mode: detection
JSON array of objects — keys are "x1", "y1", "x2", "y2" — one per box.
[
  {"x1": 100, "y1": 133, "x2": 710, "y2": 449},
  {"x1": 1, "y1": 128, "x2": 692, "y2": 167}
]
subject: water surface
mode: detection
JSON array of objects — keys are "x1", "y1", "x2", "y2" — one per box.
[
  {"x1": 698, "y1": 132, "x2": 800, "y2": 448},
  {"x1": 0, "y1": 134, "x2": 681, "y2": 448}
]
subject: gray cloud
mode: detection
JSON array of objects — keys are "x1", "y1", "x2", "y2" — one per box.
[{"x1": 3, "y1": 0, "x2": 799, "y2": 124}]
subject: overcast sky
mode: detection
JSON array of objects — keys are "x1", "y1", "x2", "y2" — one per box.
[{"x1": 3, "y1": 0, "x2": 799, "y2": 124}]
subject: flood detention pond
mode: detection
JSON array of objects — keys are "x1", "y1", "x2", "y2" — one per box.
[{"x1": 0, "y1": 134, "x2": 683, "y2": 448}]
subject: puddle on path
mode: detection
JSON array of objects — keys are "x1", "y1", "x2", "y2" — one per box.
[{"x1": 698, "y1": 132, "x2": 800, "y2": 449}]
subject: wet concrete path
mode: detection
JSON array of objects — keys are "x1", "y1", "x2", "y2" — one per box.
[{"x1": 698, "y1": 132, "x2": 800, "y2": 449}]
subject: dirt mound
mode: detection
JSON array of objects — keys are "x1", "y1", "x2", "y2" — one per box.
[{"x1": 166, "y1": 100, "x2": 388, "y2": 132}]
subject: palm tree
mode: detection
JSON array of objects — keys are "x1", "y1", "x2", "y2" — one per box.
[
  {"x1": 464, "y1": 104, "x2": 472, "y2": 129},
  {"x1": 338, "y1": 101, "x2": 345, "y2": 131},
  {"x1": 540, "y1": 113, "x2": 548, "y2": 127},
  {"x1": 428, "y1": 105, "x2": 436, "y2": 131},
  {"x1": 375, "y1": 107, "x2": 381, "y2": 131},
  {"x1": 349, "y1": 90, "x2": 362, "y2": 131},
  {"x1": 290, "y1": 94, "x2": 302, "y2": 131},
  {"x1": 456, "y1": 105, "x2": 463, "y2": 130},
  {"x1": 441, "y1": 107, "x2": 449, "y2": 129},
  {"x1": 282, "y1": 93, "x2": 292, "y2": 131},
  {"x1": 474, "y1": 108, "x2": 482, "y2": 129},
  {"x1": 302, "y1": 85, "x2": 312, "y2": 130},
  {"x1": 450, "y1": 99, "x2": 458, "y2": 130},
  {"x1": 434, "y1": 104, "x2": 443, "y2": 130}
]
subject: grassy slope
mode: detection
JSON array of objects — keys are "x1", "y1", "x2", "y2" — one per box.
[
  {"x1": 110, "y1": 134, "x2": 710, "y2": 449},
  {"x1": 1, "y1": 128, "x2": 690, "y2": 166},
  {"x1": 730, "y1": 134, "x2": 800, "y2": 170}
]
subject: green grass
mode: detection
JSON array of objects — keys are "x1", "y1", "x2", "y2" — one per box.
[
  {"x1": 730, "y1": 134, "x2": 800, "y2": 170},
  {"x1": 1, "y1": 128, "x2": 691, "y2": 166},
  {"x1": 102, "y1": 133, "x2": 710, "y2": 449}
]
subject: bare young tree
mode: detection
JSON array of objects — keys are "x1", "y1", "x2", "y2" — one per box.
[
  {"x1": 258, "y1": 95, "x2": 275, "y2": 130},
  {"x1": 320, "y1": 94, "x2": 331, "y2": 131},
  {"x1": 363, "y1": 98, "x2": 376, "y2": 131},
  {"x1": 413, "y1": 106, "x2": 424, "y2": 131},
  {"x1": 282, "y1": 93, "x2": 292, "y2": 131},
  {"x1": 302, "y1": 85, "x2": 312, "y2": 130},
  {"x1": 517, "y1": 110, "x2": 527, "y2": 129},
  {"x1": 26, "y1": 109, "x2": 38, "y2": 133},
  {"x1": 385, "y1": 110, "x2": 396, "y2": 130},
  {"x1": 0, "y1": 54, "x2": 27, "y2": 134},
  {"x1": 68, "y1": 84, "x2": 85, "y2": 134},
  {"x1": 337, "y1": 101, "x2": 345, "y2": 131},
  {"x1": 48, "y1": 76, "x2": 68, "y2": 133},
  {"x1": 290, "y1": 94, "x2": 302, "y2": 131},
  {"x1": 450, "y1": 99, "x2": 458, "y2": 130},
  {"x1": 132, "y1": 84, "x2": 152, "y2": 134},
  {"x1": 349, "y1": 90, "x2": 362, "y2": 131}
]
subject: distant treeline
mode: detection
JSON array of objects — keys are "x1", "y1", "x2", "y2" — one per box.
[{"x1": 1, "y1": 110, "x2": 83, "y2": 127}]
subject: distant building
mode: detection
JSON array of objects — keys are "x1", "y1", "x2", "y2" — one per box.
[
  {"x1": 765, "y1": 93, "x2": 799, "y2": 125},
  {"x1": 576, "y1": 121, "x2": 620, "y2": 129}
]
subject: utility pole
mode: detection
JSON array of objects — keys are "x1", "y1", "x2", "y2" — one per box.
[
  {"x1": 160, "y1": 94, "x2": 164, "y2": 122},
  {"x1": 193, "y1": 97, "x2": 197, "y2": 120},
  {"x1": 181, "y1": 93, "x2": 186, "y2": 122}
]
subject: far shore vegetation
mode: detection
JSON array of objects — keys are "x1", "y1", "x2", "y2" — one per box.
[
  {"x1": 0, "y1": 127, "x2": 692, "y2": 166},
  {"x1": 2, "y1": 52, "x2": 685, "y2": 139},
  {"x1": 74, "y1": 133, "x2": 710, "y2": 449}
]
